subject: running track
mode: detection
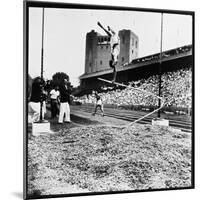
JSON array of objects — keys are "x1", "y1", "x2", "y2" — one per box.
[{"x1": 71, "y1": 104, "x2": 192, "y2": 133}]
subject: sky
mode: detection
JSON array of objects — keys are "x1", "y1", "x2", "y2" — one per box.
[{"x1": 28, "y1": 7, "x2": 192, "y2": 86}]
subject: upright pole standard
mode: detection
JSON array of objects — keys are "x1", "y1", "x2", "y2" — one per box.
[
  {"x1": 40, "y1": 8, "x2": 45, "y2": 121},
  {"x1": 158, "y1": 13, "x2": 163, "y2": 118}
]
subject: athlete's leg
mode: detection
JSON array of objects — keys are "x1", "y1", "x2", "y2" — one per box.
[
  {"x1": 112, "y1": 44, "x2": 120, "y2": 65},
  {"x1": 100, "y1": 104, "x2": 104, "y2": 116},
  {"x1": 112, "y1": 63, "x2": 117, "y2": 82},
  {"x1": 111, "y1": 45, "x2": 119, "y2": 82},
  {"x1": 109, "y1": 56, "x2": 117, "y2": 83},
  {"x1": 92, "y1": 105, "x2": 98, "y2": 115}
]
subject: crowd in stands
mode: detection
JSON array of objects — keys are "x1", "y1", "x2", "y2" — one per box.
[{"x1": 77, "y1": 67, "x2": 192, "y2": 111}]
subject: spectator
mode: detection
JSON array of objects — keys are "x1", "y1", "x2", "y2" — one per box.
[
  {"x1": 28, "y1": 77, "x2": 47, "y2": 122},
  {"x1": 58, "y1": 78, "x2": 71, "y2": 124},
  {"x1": 50, "y1": 86, "x2": 60, "y2": 119}
]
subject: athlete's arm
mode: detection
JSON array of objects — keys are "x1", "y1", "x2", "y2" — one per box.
[{"x1": 97, "y1": 22, "x2": 112, "y2": 37}]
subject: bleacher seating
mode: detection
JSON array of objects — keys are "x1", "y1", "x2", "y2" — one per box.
[{"x1": 77, "y1": 67, "x2": 192, "y2": 114}]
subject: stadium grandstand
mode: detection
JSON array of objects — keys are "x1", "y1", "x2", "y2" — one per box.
[{"x1": 76, "y1": 44, "x2": 192, "y2": 115}]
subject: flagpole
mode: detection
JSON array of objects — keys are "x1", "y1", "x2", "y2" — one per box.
[
  {"x1": 40, "y1": 7, "x2": 45, "y2": 121},
  {"x1": 158, "y1": 12, "x2": 163, "y2": 118}
]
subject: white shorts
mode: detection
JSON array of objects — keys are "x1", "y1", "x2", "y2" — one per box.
[
  {"x1": 28, "y1": 101, "x2": 46, "y2": 122},
  {"x1": 111, "y1": 44, "x2": 120, "y2": 61}
]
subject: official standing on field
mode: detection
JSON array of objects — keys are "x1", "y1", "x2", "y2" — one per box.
[
  {"x1": 50, "y1": 86, "x2": 60, "y2": 119},
  {"x1": 58, "y1": 78, "x2": 71, "y2": 124}
]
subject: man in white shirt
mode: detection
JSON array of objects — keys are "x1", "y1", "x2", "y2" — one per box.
[{"x1": 50, "y1": 86, "x2": 60, "y2": 119}]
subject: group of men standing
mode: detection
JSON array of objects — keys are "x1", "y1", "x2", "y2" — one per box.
[{"x1": 28, "y1": 77, "x2": 71, "y2": 124}]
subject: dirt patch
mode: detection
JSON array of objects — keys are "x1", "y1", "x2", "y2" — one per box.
[{"x1": 28, "y1": 123, "x2": 191, "y2": 198}]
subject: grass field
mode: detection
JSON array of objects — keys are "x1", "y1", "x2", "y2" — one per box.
[{"x1": 27, "y1": 121, "x2": 191, "y2": 197}]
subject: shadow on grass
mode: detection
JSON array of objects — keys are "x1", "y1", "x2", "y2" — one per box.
[{"x1": 50, "y1": 114, "x2": 102, "y2": 132}]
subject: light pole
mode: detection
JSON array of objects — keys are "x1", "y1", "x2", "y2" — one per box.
[
  {"x1": 40, "y1": 7, "x2": 45, "y2": 121},
  {"x1": 32, "y1": 7, "x2": 51, "y2": 135},
  {"x1": 158, "y1": 13, "x2": 163, "y2": 118}
]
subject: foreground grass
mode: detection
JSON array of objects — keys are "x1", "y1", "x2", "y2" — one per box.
[{"x1": 28, "y1": 124, "x2": 191, "y2": 197}]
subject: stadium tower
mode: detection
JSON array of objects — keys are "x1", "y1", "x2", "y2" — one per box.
[{"x1": 85, "y1": 29, "x2": 139, "y2": 74}]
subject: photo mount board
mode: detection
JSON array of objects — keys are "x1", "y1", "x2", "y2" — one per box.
[{"x1": 24, "y1": 0, "x2": 195, "y2": 199}]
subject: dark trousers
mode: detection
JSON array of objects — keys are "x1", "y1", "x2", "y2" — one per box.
[
  {"x1": 50, "y1": 99, "x2": 59, "y2": 118},
  {"x1": 93, "y1": 104, "x2": 104, "y2": 116}
]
